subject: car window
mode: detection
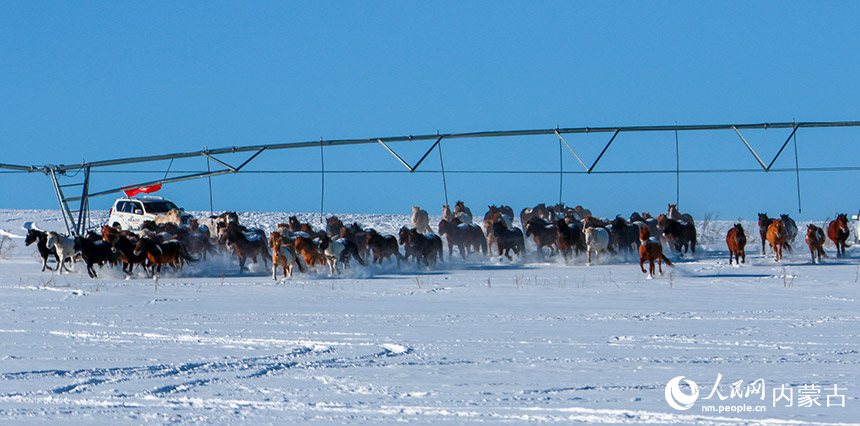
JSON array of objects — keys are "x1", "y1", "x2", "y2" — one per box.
[
  {"x1": 143, "y1": 201, "x2": 178, "y2": 214},
  {"x1": 119, "y1": 201, "x2": 132, "y2": 213},
  {"x1": 132, "y1": 202, "x2": 144, "y2": 215}
]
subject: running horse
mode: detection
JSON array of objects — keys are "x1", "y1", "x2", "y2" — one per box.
[
  {"x1": 133, "y1": 237, "x2": 196, "y2": 277},
  {"x1": 639, "y1": 225, "x2": 672, "y2": 277},
  {"x1": 827, "y1": 213, "x2": 850, "y2": 258},
  {"x1": 25, "y1": 228, "x2": 58, "y2": 271},
  {"x1": 766, "y1": 219, "x2": 792, "y2": 262},
  {"x1": 438, "y1": 218, "x2": 487, "y2": 259},
  {"x1": 725, "y1": 223, "x2": 746, "y2": 265},
  {"x1": 219, "y1": 223, "x2": 269, "y2": 273},
  {"x1": 806, "y1": 224, "x2": 827, "y2": 264},
  {"x1": 757, "y1": 213, "x2": 776, "y2": 255}
]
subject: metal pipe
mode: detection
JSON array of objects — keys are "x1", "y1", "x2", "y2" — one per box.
[{"x1": 28, "y1": 120, "x2": 860, "y2": 173}]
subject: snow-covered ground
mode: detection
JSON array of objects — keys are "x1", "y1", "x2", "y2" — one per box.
[{"x1": 1, "y1": 209, "x2": 859, "y2": 424}]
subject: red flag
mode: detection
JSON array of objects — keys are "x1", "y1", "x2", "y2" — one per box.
[{"x1": 123, "y1": 184, "x2": 162, "y2": 197}]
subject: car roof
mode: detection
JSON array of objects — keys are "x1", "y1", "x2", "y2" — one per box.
[{"x1": 116, "y1": 196, "x2": 169, "y2": 202}]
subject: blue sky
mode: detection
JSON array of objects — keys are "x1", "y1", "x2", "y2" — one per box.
[{"x1": 2, "y1": 2, "x2": 860, "y2": 221}]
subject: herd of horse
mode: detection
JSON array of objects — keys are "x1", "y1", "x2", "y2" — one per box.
[{"x1": 21, "y1": 202, "x2": 854, "y2": 280}]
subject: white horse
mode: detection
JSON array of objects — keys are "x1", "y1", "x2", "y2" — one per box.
[
  {"x1": 154, "y1": 208, "x2": 183, "y2": 227},
  {"x1": 584, "y1": 226, "x2": 610, "y2": 265},
  {"x1": 45, "y1": 231, "x2": 76, "y2": 273},
  {"x1": 412, "y1": 206, "x2": 433, "y2": 234}
]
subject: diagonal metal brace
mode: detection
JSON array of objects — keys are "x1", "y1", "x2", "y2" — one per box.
[
  {"x1": 733, "y1": 126, "x2": 768, "y2": 171},
  {"x1": 201, "y1": 147, "x2": 266, "y2": 173},
  {"x1": 377, "y1": 137, "x2": 445, "y2": 172},
  {"x1": 588, "y1": 129, "x2": 621, "y2": 174},
  {"x1": 556, "y1": 130, "x2": 588, "y2": 171},
  {"x1": 410, "y1": 136, "x2": 444, "y2": 172},
  {"x1": 377, "y1": 139, "x2": 413, "y2": 171},
  {"x1": 766, "y1": 125, "x2": 800, "y2": 171}
]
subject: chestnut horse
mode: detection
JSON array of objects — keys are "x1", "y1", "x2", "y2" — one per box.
[
  {"x1": 806, "y1": 224, "x2": 827, "y2": 264},
  {"x1": 757, "y1": 213, "x2": 776, "y2": 254},
  {"x1": 270, "y1": 232, "x2": 304, "y2": 279},
  {"x1": 639, "y1": 225, "x2": 672, "y2": 277},
  {"x1": 295, "y1": 236, "x2": 327, "y2": 270},
  {"x1": 766, "y1": 219, "x2": 792, "y2": 262},
  {"x1": 726, "y1": 223, "x2": 746, "y2": 265},
  {"x1": 827, "y1": 213, "x2": 850, "y2": 258},
  {"x1": 133, "y1": 237, "x2": 195, "y2": 277},
  {"x1": 525, "y1": 217, "x2": 558, "y2": 257},
  {"x1": 326, "y1": 216, "x2": 345, "y2": 238}
]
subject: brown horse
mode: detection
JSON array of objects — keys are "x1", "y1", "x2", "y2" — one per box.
[
  {"x1": 556, "y1": 218, "x2": 584, "y2": 261},
  {"x1": 295, "y1": 236, "x2": 327, "y2": 270},
  {"x1": 806, "y1": 224, "x2": 827, "y2": 264},
  {"x1": 109, "y1": 233, "x2": 149, "y2": 275},
  {"x1": 827, "y1": 213, "x2": 850, "y2": 258},
  {"x1": 525, "y1": 217, "x2": 558, "y2": 257},
  {"x1": 726, "y1": 224, "x2": 747, "y2": 265},
  {"x1": 581, "y1": 215, "x2": 607, "y2": 229},
  {"x1": 270, "y1": 232, "x2": 304, "y2": 279},
  {"x1": 366, "y1": 229, "x2": 404, "y2": 265},
  {"x1": 326, "y1": 216, "x2": 345, "y2": 238},
  {"x1": 288, "y1": 216, "x2": 303, "y2": 233},
  {"x1": 133, "y1": 237, "x2": 195, "y2": 276},
  {"x1": 219, "y1": 223, "x2": 269, "y2": 272},
  {"x1": 438, "y1": 218, "x2": 487, "y2": 259},
  {"x1": 766, "y1": 219, "x2": 792, "y2": 261},
  {"x1": 667, "y1": 204, "x2": 695, "y2": 226},
  {"x1": 639, "y1": 225, "x2": 672, "y2": 277},
  {"x1": 520, "y1": 204, "x2": 549, "y2": 230},
  {"x1": 757, "y1": 213, "x2": 776, "y2": 254}
]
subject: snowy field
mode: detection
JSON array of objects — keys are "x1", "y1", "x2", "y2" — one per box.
[{"x1": 1, "y1": 209, "x2": 859, "y2": 425}]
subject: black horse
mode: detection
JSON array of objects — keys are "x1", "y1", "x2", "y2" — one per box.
[
  {"x1": 659, "y1": 217, "x2": 697, "y2": 255},
  {"x1": 25, "y1": 228, "x2": 58, "y2": 271},
  {"x1": 74, "y1": 237, "x2": 116, "y2": 278},
  {"x1": 489, "y1": 221, "x2": 525, "y2": 260}
]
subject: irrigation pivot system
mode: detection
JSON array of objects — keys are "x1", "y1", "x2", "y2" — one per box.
[{"x1": 2, "y1": 120, "x2": 859, "y2": 236}]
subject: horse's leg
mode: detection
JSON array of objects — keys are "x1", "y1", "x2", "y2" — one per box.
[{"x1": 639, "y1": 257, "x2": 647, "y2": 273}]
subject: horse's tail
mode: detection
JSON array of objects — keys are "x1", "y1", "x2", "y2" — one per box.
[
  {"x1": 294, "y1": 249, "x2": 306, "y2": 273},
  {"x1": 479, "y1": 233, "x2": 488, "y2": 255},
  {"x1": 352, "y1": 247, "x2": 367, "y2": 266},
  {"x1": 783, "y1": 241, "x2": 793, "y2": 253},
  {"x1": 179, "y1": 243, "x2": 200, "y2": 262},
  {"x1": 661, "y1": 254, "x2": 674, "y2": 267}
]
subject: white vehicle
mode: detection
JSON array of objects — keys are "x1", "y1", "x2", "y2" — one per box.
[
  {"x1": 852, "y1": 212, "x2": 860, "y2": 244},
  {"x1": 107, "y1": 196, "x2": 192, "y2": 231}
]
